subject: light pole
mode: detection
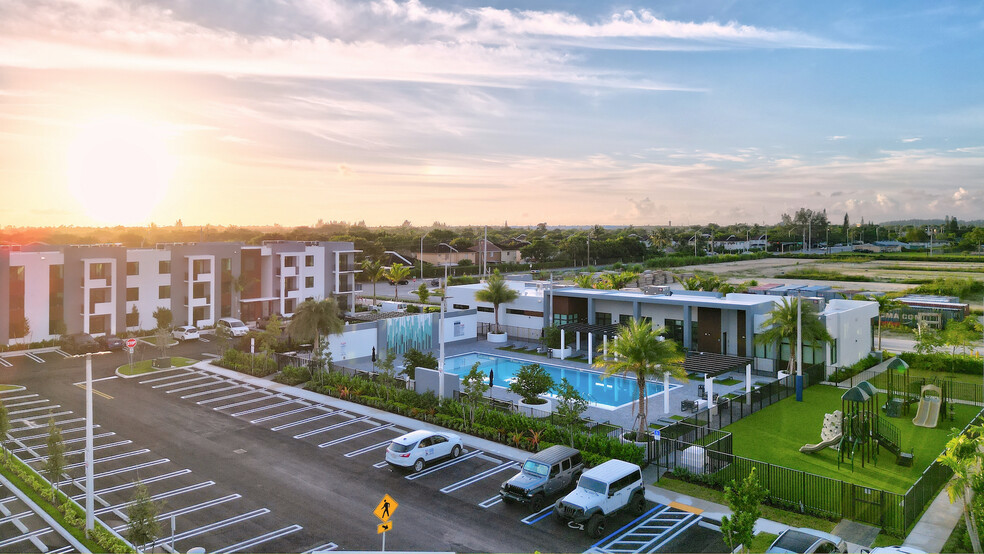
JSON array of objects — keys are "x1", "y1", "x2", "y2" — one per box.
[
  {"x1": 438, "y1": 242, "x2": 454, "y2": 400},
  {"x1": 85, "y1": 353, "x2": 94, "y2": 531},
  {"x1": 586, "y1": 239, "x2": 590, "y2": 267},
  {"x1": 419, "y1": 230, "x2": 431, "y2": 280}
]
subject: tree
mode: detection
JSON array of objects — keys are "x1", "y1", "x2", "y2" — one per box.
[
  {"x1": 376, "y1": 349, "x2": 400, "y2": 401},
  {"x1": 461, "y1": 362, "x2": 491, "y2": 425},
  {"x1": 215, "y1": 322, "x2": 233, "y2": 357},
  {"x1": 554, "y1": 378, "x2": 588, "y2": 446},
  {"x1": 44, "y1": 417, "x2": 66, "y2": 492},
  {"x1": 594, "y1": 319, "x2": 686, "y2": 437},
  {"x1": 0, "y1": 400, "x2": 9, "y2": 462},
  {"x1": 155, "y1": 326, "x2": 171, "y2": 359},
  {"x1": 720, "y1": 467, "x2": 768, "y2": 554},
  {"x1": 287, "y1": 298, "x2": 344, "y2": 378},
  {"x1": 938, "y1": 425, "x2": 984, "y2": 554},
  {"x1": 232, "y1": 273, "x2": 252, "y2": 317},
  {"x1": 126, "y1": 481, "x2": 163, "y2": 552},
  {"x1": 520, "y1": 239, "x2": 557, "y2": 262},
  {"x1": 386, "y1": 263, "x2": 411, "y2": 300},
  {"x1": 475, "y1": 270, "x2": 519, "y2": 334},
  {"x1": 755, "y1": 297, "x2": 833, "y2": 375},
  {"x1": 152, "y1": 307, "x2": 173, "y2": 330},
  {"x1": 649, "y1": 227, "x2": 672, "y2": 254},
  {"x1": 413, "y1": 283, "x2": 430, "y2": 304},
  {"x1": 914, "y1": 322, "x2": 944, "y2": 354},
  {"x1": 401, "y1": 348, "x2": 438, "y2": 379},
  {"x1": 361, "y1": 258, "x2": 386, "y2": 304},
  {"x1": 508, "y1": 363, "x2": 554, "y2": 405},
  {"x1": 572, "y1": 274, "x2": 595, "y2": 289},
  {"x1": 872, "y1": 295, "x2": 903, "y2": 351},
  {"x1": 258, "y1": 313, "x2": 284, "y2": 355},
  {"x1": 9, "y1": 316, "x2": 30, "y2": 340}
]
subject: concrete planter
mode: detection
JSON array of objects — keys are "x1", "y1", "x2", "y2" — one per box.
[
  {"x1": 517, "y1": 397, "x2": 552, "y2": 414},
  {"x1": 550, "y1": 346, "x2": 573, "y2": 359},
  {"x1": 487, "y1": 331, "x2": 508, "y2": 343}
]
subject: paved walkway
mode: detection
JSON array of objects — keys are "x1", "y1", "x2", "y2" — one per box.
[{"x1": 903, "y1": 479, "x2": 964, "y2": 552}]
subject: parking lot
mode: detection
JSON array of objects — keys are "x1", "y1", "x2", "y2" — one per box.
[{"x1": 0, "y1": 341, "x2": 726, "y2": 553}]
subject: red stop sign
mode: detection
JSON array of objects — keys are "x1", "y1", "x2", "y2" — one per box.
[{"x1": 126, "y1": 338, "x2": 137, "y2": 348}]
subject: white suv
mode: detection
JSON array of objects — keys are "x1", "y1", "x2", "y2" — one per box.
[
  {"x1": 554, "y1": 459, "x2": 646, "y2": 538},
  {"x1": 216, "y1": 317, "x2": 249, "y2": 337}
]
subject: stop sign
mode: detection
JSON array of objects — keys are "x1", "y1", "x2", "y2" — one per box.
[{"x1": 126, "y1": 338, "x2": 137, "y2": 348}]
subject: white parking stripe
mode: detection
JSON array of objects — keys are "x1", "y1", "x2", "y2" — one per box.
[
  {"x1": 0, "y1": 393, "x2": 38, "y2": 401},
  {"x1": 230, "y1": 399, "x2": 296, "y2": 417},
  {"x1": 0, "y1": 527, "x2": 52, "y2": 548},
  {"x1": 71, "y1": 470, "x2": 192, "y2": 500},
  {"x1": 405, "y1": 450, "x2": 484, "y2": 480},
  {"x1": 140, "y1": 509, "x2": 270, "y2": 550},
  {"x1": 25, "y1": 440, "x2": 132, "y2": 463},
  {"x1": 479, "y1": 495, "x2": 503, "y2": 508},
  {"x1": 14, "y1": 423, "x2": 96, "y2": 441},
  {"x1": 13, "y1": 410, "x2": 71, "y2": 422},
  {"x1": 520, "y1": 504, "x2": 556, "y2": 525},
  {"x1": 318, "y1": 424, "x2": 394, "y2": 448},
  {"x1": 270, "y1": 411, "x2": 341, "y2": 431},
  {"x1": 182, "y1": 384, "x2": 239, "y2": 399},
  {"x1": 293, "y1": 416, "x2": 370, "y2": 439},
  {"x1": 98, "y1": 482, "x2": 217, "y2": 515},
  {"x1": 214, "y1": 525, "x2": 304, "y2": 554},
  {"x1": 74, "y1": 459, "x2": 169, "y2": 481},
  {"x1": 13, "y1": 432, "x2": 115, "y2": 453},
  {"x1": 0, "y1": 357, "x2": 13, "y2": 367},
  {"x1": 197, "y1": 390, "x2": 255, "y2": 405},
  {"x1": 152, "y1": 375, "x2": 210, "y2": 389},
  {"x1": 132, "y1": 494, "x2": 242, "y2": 528},
  {"x1": 25, "y1": 352, "x2": 44, "y2": 363},
  {"x1": 344, "y1": 440, "x2": 392, "y2": 458},
  {"x1": 64, "y1": 449, "x2": 150, "y2": 470},
  {"x1": 166, "y1": 379, "x2": 224, "y2": 394},
  {"x1": 9, "y1": 404, "x2": 60, "y2": 415},
  {"x1": 440, "y1": 461, "x2": 519, "y2": 493},
  {"x1": 137, "y1": 369, "x2": 190, "y2": 383},
  {"x1": 373, "y1": 461, "x2": 389, "y2": 468},
  {"x1": 213, "y1": 394, "x2": 279, "y2": 411},
  {"x1": 54, "y1": 349, "x2": 71, "y2": 358},
  {"x1": 6, "y1": 399, "x2": 49, "y2": 408},
  {"x1": 249, "y1": 405, "x2": 319, "y2": 424},
  {"x1": 305, "y1": 543, "x2": 339, "y2": 553}
]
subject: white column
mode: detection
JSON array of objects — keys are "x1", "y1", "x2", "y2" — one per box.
[
  {"x1": 603, "y1": 335, "x2": 608, "y2": 358},
  {"x1": 706, "y1": 375, "x2": 715, "y2": 416},
  {"x1": 576, "y1": 331, "x2": 581, "y2": 352},
  {"x1": 663, "y1": 370, "x2": 670, "y2": 414},
  {"x1": 560, "y1": 329, "x2": 566, "y2": 360},
  {"x1": 746, "y1": 363, "x2": 752, "y2": 395},
  {"x1": 587, "y1": 333, "x2": 593, "y2": 365}
]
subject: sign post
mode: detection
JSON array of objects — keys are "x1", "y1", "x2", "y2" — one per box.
[
  {"x1": 374, "y1": 494, "x2": 398, "y2": 552},
  {"x1": 126, "y1": 338, "x2": 136, "y2": 371}
]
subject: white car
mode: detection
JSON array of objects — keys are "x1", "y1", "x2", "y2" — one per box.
[
  {"x1": 385, "y1": 430, "x2": 463, "y2": 472},
  {"x1": 216, "y1": 317, "x2": 249, "y2": 337},
  {"x1": 172, "y1": 325, "x2": 200, "y2": 341},
  {"x1": 767, "y1": 528, "x2": 847, "y2": 554}
]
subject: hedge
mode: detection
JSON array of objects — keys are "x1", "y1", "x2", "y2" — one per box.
[
  {"x1": 899, "y1": 352, "x2": 984, "y2": 375},
  {"x1": 214, "y1": 348, "x2": 278, "y2": 376}
]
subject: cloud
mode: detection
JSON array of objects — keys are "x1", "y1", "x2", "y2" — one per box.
[
  {"x1": 826, "y1": 135, "x2": 847, "y2": 141},
  {"x1": 901, "y1": 137, "x2": 922, "y2": 143}
]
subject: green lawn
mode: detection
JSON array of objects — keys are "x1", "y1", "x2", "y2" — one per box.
[
  {"x1": 724, "y1": 385, "x2": 980, "y2": 493},
  {"x1": 869, "y1": 365, "x2": 983, "y2": 388},
  {"x1": 118, "y1": 357, "x2": 196, "y2": 376},
  {"x1": 0, "y1": 384, "x2": 21, "y2": 392}
]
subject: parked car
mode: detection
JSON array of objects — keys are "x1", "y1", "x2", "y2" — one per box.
[
  {"x1": 216, "y1": 317, "x2": 249, "y2": 337},
  {"x1": 500, "y1": 445, "x2": 583, "y2": 512},
  {"x1": 60, "y1": 333, "x2": 99, "y2": 355},
  {"x1": 554, "y1": 459, "x2": 646, "y2": 538},
  {"x1": 172, "y1": 325, "x2": 200, "y2": 341},
  {"x1": 766, "y1": 528, "x2": 847, "y2": 554},
  {"x1": 867, "y1": 548, "x2": 926, "y2": 554},
  {"x1": 97, "y1": 334, "x2": 124, "y2": 351},
  {"x1": 385, "y1": 430, "x2": 462, "y2": 472}
]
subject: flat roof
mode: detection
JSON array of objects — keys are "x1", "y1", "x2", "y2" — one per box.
[{"x1": 553, "y1": 288, "x2": 778, "y2": 310}]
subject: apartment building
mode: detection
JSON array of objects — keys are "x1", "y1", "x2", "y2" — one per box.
[{"x1": 0, "y1": 241, "x2": 359, "y2": 345}]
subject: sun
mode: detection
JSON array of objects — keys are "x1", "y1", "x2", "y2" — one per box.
[{"x1": 66, "y1": 116, "x2": 175, "y2": 225}]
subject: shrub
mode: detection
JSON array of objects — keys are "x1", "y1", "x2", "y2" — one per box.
[
  {"x1": 275, "y1": 365, "x2": 311, "y2": 386},
  {"x1": 508, "y1": 363, "x2": 555, "y2": 404},
  {"x1": 401, "y1": 348, "x2": 438, "y2": 379}
]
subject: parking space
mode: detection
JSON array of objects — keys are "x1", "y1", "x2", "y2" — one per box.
[{"x1": 2, "y1": 387, "x2": 311, "y2": 554}]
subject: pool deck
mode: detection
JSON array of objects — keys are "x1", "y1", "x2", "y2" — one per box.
[{"x1": 338, "y1": 337, "x2": 767, "y2": 432}]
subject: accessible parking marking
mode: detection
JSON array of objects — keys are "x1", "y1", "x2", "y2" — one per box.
[
  {"x1": 584, "y1": 504, "x2": 701, "y2": 554},
  {"x1": 521, "y1": 504, "x2": 555, "y2": 525}
]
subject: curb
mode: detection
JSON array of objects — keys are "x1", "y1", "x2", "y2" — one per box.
[{"x1": 0, "y1": 473, "x2": 91, "y2": 553}]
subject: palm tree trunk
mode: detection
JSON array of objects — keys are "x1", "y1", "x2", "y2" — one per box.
[
  {"x1": 965, "y1": 497, "x2": 982, "y2": 554},
  {"x1": 494, "y1": 306, "x2": 500, "y2": 334},
  {"x1": 637, "y1": 374, "x2": 647, "y2": 437},
  {"x1": 373, "y1": 281, "x2": 377, "y2": 305}
]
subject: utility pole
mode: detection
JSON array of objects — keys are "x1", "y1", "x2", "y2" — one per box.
[
  {"x1": 85, "y1": 354, "x2": 94, "y2": 531},
  {"x1": 796, "y1": 296, "x2": 803, "y2": 402}
]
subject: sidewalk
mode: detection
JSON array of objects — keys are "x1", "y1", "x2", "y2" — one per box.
[{"x1": 903, "y1": 481, "x2": 964, "y2": 552}]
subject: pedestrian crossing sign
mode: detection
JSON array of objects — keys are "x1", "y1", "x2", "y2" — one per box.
[{"x1": 374, "y1": 494, "x2": 398, "y2": 522}]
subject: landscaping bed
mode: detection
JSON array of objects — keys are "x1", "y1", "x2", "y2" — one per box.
[{"x1": 117, "y1": 357, "x2": 196, "y2": 376}]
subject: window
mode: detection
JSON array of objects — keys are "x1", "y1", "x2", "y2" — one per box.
[
  {"x1": 305, "y1": 276, "x2": 314, "y2": 288},
  {"x1": 127, "y1": 261, "x2": 139, "y2": 275},
  {"x1": 477, "y1": 306, "x2": 493, "y2": 313},
  {"x1": 159, "y1": 285, "x2": 171, "y2": 299},
  {"x1": 193, "y1": 259, "x2": 210, "y2": 277},
  {"x1": 126, "y1": 287, "x2": 139, "y2": 301},
  {"x1": 305, "y1": 255, "x2": 314, "y2": 267},
  {"x1": 89, "y1": 263, "x2": 111, "y2": 284},
  {"x1": 284, "y1": 256, "x2": 296, "y2": 268},
  {"x1": 619, "y1": 314, "x2": 633, "y2": 325},
  {"x1": 193, "y1": 282, "x2": 209, "y2": 299},
  {"x1": 453, "y1": 304, "x2": 470, "y2": 310},
  {"x1": 552, "y1": 313, "x2": 579, "y2": 326},
  {"x1": 830, "y1": 339, "x2": 838, "y2": 365},
  {"x1": 506, "y1": 308, "x2": 543, "y2": 317},
  {"x1": 89, "y1": 314, "x2": 108, "y2": 334},
  {"x1": 595, "y1": 312, "x2": 612, "y2": 326},
  {"x1": 126, "y1": 309, "x2": 139, "y2": 327},
  {"x1": 159, "y1": 260, "x2": 171, "y2": 274},
  {"x1": 562, "y1": 459, "x2": 571, "y2": 471}
]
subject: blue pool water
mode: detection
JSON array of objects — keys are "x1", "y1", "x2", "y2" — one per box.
[{"x1": 444, "y1": 352, "x2": 680, "y2": 410}]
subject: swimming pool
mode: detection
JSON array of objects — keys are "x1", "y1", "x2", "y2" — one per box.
[{"x1": 444, "y1": 352, "x2": 680, "y2": 410}]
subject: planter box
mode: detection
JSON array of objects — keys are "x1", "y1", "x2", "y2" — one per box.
[
  {"x1": 487, "y1": 331, "x2": 508, "y2": 343},
  {"x1": 517, "y1": 397, "x2": 552, "y2": 414},
  {"x1": 550, "y1": 347, "x2": 572, "y2": 359},
  {"x1": 152, "y1": 357, "x2": 172, "y2": 369}
]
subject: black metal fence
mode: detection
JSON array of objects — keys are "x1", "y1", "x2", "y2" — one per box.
[{"x1": 478, "y1": 322, "x2": 543, "y2": 343}]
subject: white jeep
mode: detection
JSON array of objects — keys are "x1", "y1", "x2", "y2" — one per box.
[{"x1": 553, "y1": 459, "x2": 646, "y2": 538}]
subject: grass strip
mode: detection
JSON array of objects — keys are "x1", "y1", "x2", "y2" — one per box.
[{"x1": 118, "y1": 357, "x2": 196, "y2": 376}]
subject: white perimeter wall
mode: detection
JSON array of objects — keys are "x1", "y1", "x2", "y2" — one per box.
[
  {"x1": 326, "y1": 325, "x2": 377, "y2": 362},
  {"x1": 444, "y1": 312, "x2": 477, "y2": 343},
  {"x1": 447, "y1": 285, "x2": 545, "y2": 331},
  {"x1": 824, "y1": 299, "x2": 877, "y2": 371}
]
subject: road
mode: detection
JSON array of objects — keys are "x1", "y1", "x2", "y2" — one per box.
[{"x1": 0, "y1": 340, "x2": 725, "y2": 553}]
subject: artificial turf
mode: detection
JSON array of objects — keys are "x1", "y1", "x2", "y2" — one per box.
[{"x1": 723, "y1": 385, "x2": 981, "y2": 493}]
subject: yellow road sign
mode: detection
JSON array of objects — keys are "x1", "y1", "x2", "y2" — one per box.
[
  {"x1": 377, "y1": 521, "x2": 393, "y2": 534},
  {"x1": 374, "y1": 494, "x2": 398, "y2": 522}
]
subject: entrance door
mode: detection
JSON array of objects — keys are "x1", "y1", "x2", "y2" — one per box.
[{"x1": 696, "y1": 307, "x2": 722, "y2": 353}]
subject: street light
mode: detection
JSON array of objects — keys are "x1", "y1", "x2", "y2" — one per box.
[{"x1": 438, "y1": 241, "x2": 455, "y2": 400}]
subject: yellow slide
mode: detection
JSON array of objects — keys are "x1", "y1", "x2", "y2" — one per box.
[{"x1": 913, "y1": 384, "x2": 941, "y2": 428}]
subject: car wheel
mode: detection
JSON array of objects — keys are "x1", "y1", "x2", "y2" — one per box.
[
  {"x1": 413, "y1": 458, "x2": 425, "y2": 472},
  {"x1": 451, "y1": 445, "x2": 462, "y2": 458},
  {"x1": 587, "y1": 513, "x2": 606, "y2": 538},
  {"x1": 631, "y1": 492, "x2": 646, "y2": 515},
  {"x1": 530, "y1": 493, "x2": 545, "y2": 513}
]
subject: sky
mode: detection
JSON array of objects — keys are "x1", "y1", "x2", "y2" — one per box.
[{"x1": 0, "y1": 0, "x2": 982, "y2": 228}]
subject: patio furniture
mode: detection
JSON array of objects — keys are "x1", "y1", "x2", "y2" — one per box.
[{"x1": 681, "y1": 399, "x2": 697, "y2": 413}]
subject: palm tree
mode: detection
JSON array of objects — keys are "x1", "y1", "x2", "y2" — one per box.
[
  {"x1": 755, "y1": 297, "x2": 833, "y2": 375},
  {"x1": 594, "y1": 319, "x2": 686, "y2": 438},
  {"x1": 385, "y1": 263, "x2": 411, "y2": 300},
  {"x1": 361, "y1": 258, "x2": 386, "y2": 307},
  {"x1": 572, "y1": 274, "x2": 595, "y2": 289},
  {"x1": 649, "y1": 227, "x2": 672, "y2": 253},
  {"x1": 597, "y1": 272, "x2": 639, "y2": 290},
  {"x1": 937, "y1": 425, "x2": 984, "y2": 554},
  {"x1": 475, "y1": 270, "x2": 519, "y2": 334},
  {"x1": 287, "y1": 298, "x2": 344, "y2": 372}
]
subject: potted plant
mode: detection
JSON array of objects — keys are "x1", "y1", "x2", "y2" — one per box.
[
  {"x1": 475, "y1": 270, "x2": 518, "y2": 342},
  {"x1": 541, "y1": 325, "x2": 572, "y2": 359},
  {"x1": 508, "y1": 363, "x2": 555, "y2": 412}
]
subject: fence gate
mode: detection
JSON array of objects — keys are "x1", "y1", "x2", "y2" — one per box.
[{"x1": 849, "y1": 484, "x2": 885, "y2": 528}]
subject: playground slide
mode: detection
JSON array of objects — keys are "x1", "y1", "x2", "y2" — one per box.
[
  {"x1": 800, "y1": 434, "x2": 842, "y2": 453},
  {"x1": 913, "y1": 397, "x2": 941, "y2": 428}
]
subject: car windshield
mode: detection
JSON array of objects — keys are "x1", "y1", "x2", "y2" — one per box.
[
  {"x1": 230, "y1": 321, "x2": 246, "y2": 328},
  {"x1": 390, "y1": 441, "x2": 416, "y2": 453},
  {"x1": 578, "y1": 476, "x2": 607, "y2": 494},
  {"x1": 772, "y1": 530, "x2": 820, "y2": 552},
  {"x1": 522, "y1": 461, "x2": 549, "y2": 476}
]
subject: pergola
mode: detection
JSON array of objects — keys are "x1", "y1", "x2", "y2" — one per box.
[
  {"x1": 557, "y1": 322, "x2": 621, "y2": 364},
  {"x1": 683, "y1": 351, "x2": 753, "y2": 377}
]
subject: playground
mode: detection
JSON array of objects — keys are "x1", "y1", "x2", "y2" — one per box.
[{"x1": 723, "y1": 384, "x2": 980, "y2": 493}]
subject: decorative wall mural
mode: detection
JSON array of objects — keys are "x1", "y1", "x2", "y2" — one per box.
[{"x1": 385, "y1": 313, "x2": 433, "y2": 354}]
